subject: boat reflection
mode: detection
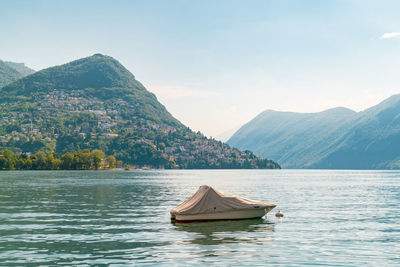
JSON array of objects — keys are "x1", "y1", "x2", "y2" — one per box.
[{"x1": 172, "y1": 218, "x2": 274, "y2": 245}]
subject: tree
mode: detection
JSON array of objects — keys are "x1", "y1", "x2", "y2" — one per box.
[
  {"x1": 31, "y1": 151, "x2": 47, "y2": 170},
  {"x1": 53, "y1": 158, "x2": 62, "y2": 170},
  {"x1": 46, "y1": 152, "x2": 57, "y2": 169},
  {"x1": 0, "y1": 149, "x2": 118, "y2": 171},
  {"x1": 107, "y1": 155, "x2": 116, "y2": 168},
  {"x1": 90, "y1": 150, "x2": 105, "y2": 170},
  {"x1": 117, "y1": 160, "x2": 123, "y2": 168},
  {"x1": 61, "y1": 152, "x2": 74, "y2": 169},
  {"x1": 0, "y1": 149, "x2": 17, "y2": 170},
  {"x1": 74, "y1": 150, "x2": 91, "y2": 169}
]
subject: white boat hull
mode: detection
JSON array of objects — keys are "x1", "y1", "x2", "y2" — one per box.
[{"x1": 172, "y1": 207, "x2": 275, "y2": 223}]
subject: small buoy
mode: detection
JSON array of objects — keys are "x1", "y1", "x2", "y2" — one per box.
[{"x1": 275, "y1": 211, "x2": 284, "y2": 217}]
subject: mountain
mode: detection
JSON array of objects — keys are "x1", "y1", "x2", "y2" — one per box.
[
  {"x1": 3, "y1": 61, "x2": 35, "y2": 76},
  {"x1": 228, "y1": 95, "x2": 400, "y2": 169},
  {"x1": 0, "y1": 60, "x2": 34, "y2": 88},
  {"x1": 215, "y1": 126, "x2": 240, "y2": 142},
  {"x1": 0, "y1": 54, "x2": 279, "y2": 169},
  {"x1": 0, "y1": 61, "x2": 22, "y2": 88},
  {"x1": 228, "y1": 107, "x2": 357, "y2": 168},
  {"x1": 1, "y1": 54, "x2": 180, "y2": 127},
  {"x1": 314, "y1": 95, "x2": 400, "y2": 169}
]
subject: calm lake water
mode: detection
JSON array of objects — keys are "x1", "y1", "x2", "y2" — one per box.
[{"x1": 0, "y1": 170, "x2": 399, "y2": 266}]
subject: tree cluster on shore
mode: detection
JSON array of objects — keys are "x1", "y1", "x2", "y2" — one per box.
[{"x1": 0, "y1": 149, "x2": 119, "y2": 170}]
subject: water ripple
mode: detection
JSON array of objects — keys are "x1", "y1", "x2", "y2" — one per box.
[{"x1": 0, "y1": 170, "x2": 399, "y2": 266}]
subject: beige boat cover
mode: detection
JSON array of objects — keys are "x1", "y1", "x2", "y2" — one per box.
[{"x1": 170, "y1": 185, "x2": 276, "y2": 215}]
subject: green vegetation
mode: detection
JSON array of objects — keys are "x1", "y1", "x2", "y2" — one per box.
[
  {"x1": 3, "y1": 61, "x2": 35, "y2": 77},
  {"x1": 0, "y1": 61, "x2": 23, "y2": 88},
  {"x1": 107, "y1": 155, "x2": 116, "y2": 168},
  {"x1": 0, "y1": 54, "x2": 280, "y2": 169},
  {"x1": 0, "y1": 54, "x2": 179, "y2": 126},
  {"x1": 0, "y1": 60, "x2": 34, "y2": 88},
  {"x1": 0, "y1": 149, "x2": 118, "y2": 170}
]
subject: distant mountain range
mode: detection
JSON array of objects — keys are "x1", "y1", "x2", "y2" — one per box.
[
  {"x1": 228, "y1": 95, "x2": 400, "y2": 169},
  {"x1": 215, "y1": 126, "x2": 241, "y2": 142},
  {"x1": 0, "y1": 60, "x2": 35, "y2": 88},
  {"x1": 0, "y1": 54, "x2": 279, "y2": 169}
]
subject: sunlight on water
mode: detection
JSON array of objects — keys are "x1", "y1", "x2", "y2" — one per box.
[{"x1": 0, "y1": 170, "x2": 399, "y2": 266}]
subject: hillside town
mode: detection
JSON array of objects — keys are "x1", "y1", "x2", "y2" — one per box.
[{"x1": 0, "y1": 89, "x2": 277, "y2": 169}]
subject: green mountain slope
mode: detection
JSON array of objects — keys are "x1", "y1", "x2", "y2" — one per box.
[
  {"x1": 228, "y1": 95, "x2": 400, "y2": 169},
  {"x1": 0, "y1": 54, "x2": 279, "y2": 169},
  {"x1": 0, "y1": 60, "x2": 34, "y2": 88},
  {"x1": 4, "y1": 61, "x2": 35, "y2": 76},
  {"x1": 1, "y1": 54, "x2": 181, "y2": 126},
  {"x1": 0, "y1": 61, "x2": 22, "y2": 88}
]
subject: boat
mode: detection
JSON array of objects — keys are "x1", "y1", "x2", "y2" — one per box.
[{"x1": 170, "y1": 185, "x2": 276, "y2": 223}]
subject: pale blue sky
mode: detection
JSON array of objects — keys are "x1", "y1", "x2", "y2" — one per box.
[{"x1": 1, "y1": 0, "x2": 400, "y2": 137}]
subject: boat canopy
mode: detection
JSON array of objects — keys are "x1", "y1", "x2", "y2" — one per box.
[{"x1": 170, "y1": 185, "x2": 276, "y2": 215}]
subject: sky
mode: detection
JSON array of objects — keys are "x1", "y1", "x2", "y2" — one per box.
[{"x1": 1, "y1": 0, "x2": 400, "y2": 139}]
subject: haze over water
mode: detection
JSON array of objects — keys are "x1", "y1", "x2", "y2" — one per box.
[{"x1": 0, "y1": 170, "x2": 399, "y2": 266}]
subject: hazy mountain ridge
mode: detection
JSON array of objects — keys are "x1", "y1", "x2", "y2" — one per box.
[
  {"x1": 0, "y1": 60, "x2": 34, "y2": 88},
  {"x1": 313, "y1": 95, "x2": 400, "y2": 169},
  {"x1": 0, "y1": 54, "x2": 279, "y2": 169},
  {"x1": 228, "y1": 96, "x2": 400, "y2": 169},
  {"x1": 3, "y1": 61, "x2": 35, "y2": 76}
]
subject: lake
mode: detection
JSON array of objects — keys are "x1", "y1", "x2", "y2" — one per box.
[{"x1": 0, "y1": 170, "x2": 399, "y2": 266}]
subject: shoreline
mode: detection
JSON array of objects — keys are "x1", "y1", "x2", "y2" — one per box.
[{"x1": 0, "y1": 167, "x2": 282, "y2": 171}]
